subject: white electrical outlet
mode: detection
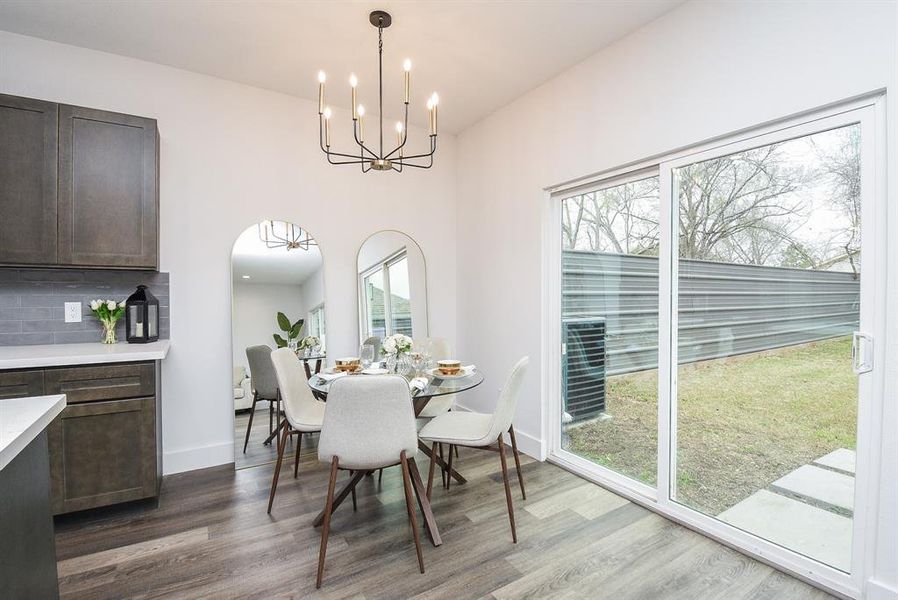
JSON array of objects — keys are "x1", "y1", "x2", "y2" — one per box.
[{"x1": 64, "y1": 302, "x2": 82, "y2": 323}]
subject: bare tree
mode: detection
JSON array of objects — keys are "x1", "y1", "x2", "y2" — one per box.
[
  {"x1": 677, "y1": 144, "x2": 806, "y2": 263},
  {"x1": 812, "y1": 126, "x2": 861, "y2": 276},
  {"x1": 562, "y1": 177, "x2": 659, "y2": 254}
]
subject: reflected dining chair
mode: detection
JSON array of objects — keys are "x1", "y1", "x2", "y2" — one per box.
[
  {"x1": 243, "y1": 345, "x2": 280, "y2": 453},
  {"x1": 315, "y1": 375, "x2": 425, "y2": 588},
  {"x1": 414, "y1": 337, "x2": 457, "y2": 482},
  {"x1": 418, "y1": 356, "x2": 529, "y2": 542},
  {"x1": 267, "y1": 347, "x2": 326, "y2": 514}
]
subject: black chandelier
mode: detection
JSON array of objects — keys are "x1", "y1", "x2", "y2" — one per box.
[{"x1": 317, "y1": 10, "x2": 439, "y2": 172}]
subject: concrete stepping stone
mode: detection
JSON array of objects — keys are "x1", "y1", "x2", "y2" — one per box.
[
  {"x1": 771, "y1": 464, "x2": 854, "y2": 514},
  {"x1": 719, "y1": 489, "x2": 851, "y2": 572},
  {"x1": 812, "y1": 448, "x2": 856, "y2": 476}
]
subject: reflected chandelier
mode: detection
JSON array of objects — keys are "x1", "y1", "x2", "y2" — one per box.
[
  {"x1": 317, "y1": 10, "x2": 439, "y2": 172},
  {"x1": 258, "y1": 220, "x2": 317, "y2": 251}
]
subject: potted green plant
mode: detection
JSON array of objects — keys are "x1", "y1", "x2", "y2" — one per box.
[{"x1": 273, "y1": 312, "x2": 304, "y2": 350}]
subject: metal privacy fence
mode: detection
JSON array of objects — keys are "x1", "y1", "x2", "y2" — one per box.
[{"x1": 563, "y1": 250, "x2": 860, "y2": 376}]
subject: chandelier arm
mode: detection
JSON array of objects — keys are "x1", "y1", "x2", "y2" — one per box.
[
  {"x1": 391, "y1": 159, "x2": 432, "y2": 169},
  {"x1": 326, "y1": 155, "x2": 370, "y2": 165},
  {"x1": 393, "y1": 139, "x2": 437, "y2": 161},
  {"x1": 394, "y1": 139, "x2": 436, "y2": 168},
  {"x1": 319, "y1": 116, "x2": 373, "y2": 160},
  {"x1": 352, "y1": 120, "x2": 380, "y2": 159}
]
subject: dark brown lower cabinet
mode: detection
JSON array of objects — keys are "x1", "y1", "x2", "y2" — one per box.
[
  {"x1": 47, "y1": 396, "x2": 157, "y2": 514},
  {"x1": 0, "y1": 361, "x2": 161, "y2": 515}
]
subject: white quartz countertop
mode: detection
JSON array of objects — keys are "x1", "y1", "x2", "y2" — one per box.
[
  {"x1": 0, "y1": 340, "x2": 170, "y2": 370},
  {"x1": 0, "y1": 394, "x2": 66, "y2": 471}
]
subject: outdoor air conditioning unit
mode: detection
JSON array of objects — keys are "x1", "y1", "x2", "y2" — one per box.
[{"x1": 562, "y1": 317, "x2": 607, "y2": 424}]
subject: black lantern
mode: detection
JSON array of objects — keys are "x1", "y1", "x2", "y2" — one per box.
[{"x1": 125, "y1": 285, "x2": 159, "y2": 344}]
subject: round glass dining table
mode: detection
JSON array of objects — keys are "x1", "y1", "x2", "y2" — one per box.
[
  {"x1": 306, "y1": 369, "x2": 484, "y2": 548},
  {"x1": 308, "y1": 370, "x2": 484, "y2": 416}
]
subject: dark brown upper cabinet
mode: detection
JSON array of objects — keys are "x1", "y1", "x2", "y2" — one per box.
[
  {"x1": 0, "y1": 94, "x2": 59, "y2": 265},
  {"x1": 0, "y1": 94, "x2": 159, "y2": 271},
  {"x1": 58, "y1": 105, "x2": 159, "y2": 270}
]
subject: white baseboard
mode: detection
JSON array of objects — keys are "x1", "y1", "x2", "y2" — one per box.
[
  {"x1": 867, "y1": 579, "x2": 898, "y2": 600},
  {"x1": 163, "y1": 441, "x2": 234, "y2": 475},
  {"x1": 452, "y1": 402, "x2": 544, "y2": 460}
]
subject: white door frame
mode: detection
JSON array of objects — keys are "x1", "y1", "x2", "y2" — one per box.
[{"x1": 543, "y1": 94, "x2": 888, "y2": 599}]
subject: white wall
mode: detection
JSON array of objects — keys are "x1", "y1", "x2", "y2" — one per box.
[
  {"x1": 357, "y1": 231, "x2": 429, "y2": 341},
  {"x1": 455, "y1": 1, "x2": 897, "y2": 596},
  {"x1": 231, "y1": 282, "x2": 304, "y2": 371},
  {"x1": 0, "y1": 30, "x2": 459, "y2": 474}
]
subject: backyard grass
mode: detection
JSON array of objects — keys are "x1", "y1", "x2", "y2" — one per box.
[{"x1": 565, "y1": 336, "x2": 858, "y2": 515}]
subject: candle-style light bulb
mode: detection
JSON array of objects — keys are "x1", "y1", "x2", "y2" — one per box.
[
  {"x1": 317, "y1": 70, "x2": 326, "y2": 114},
  {"x1": 430, "y1": 93, "x2": 439, "y2": 135},
  {"x1": 403, "y1": 59, "x2": 411, "y2": 104},
  {"x1": 357, "y1": 104, "x2": 365, "y2": 142},
  {"x1": 323, "y1": 107, "x2": 332, "y2": 146},
  {"x1": 350, "y1": 73, "x2": 358, "y2": 119}
]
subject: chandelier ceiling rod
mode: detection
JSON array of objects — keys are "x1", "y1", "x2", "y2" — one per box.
[{"x1": 317, "y1": 10, "x2": 439, "y2": 173}]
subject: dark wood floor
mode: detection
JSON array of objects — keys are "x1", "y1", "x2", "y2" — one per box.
[{"x1": 53, "y1": 448, "x2": 835, "y2": 599}]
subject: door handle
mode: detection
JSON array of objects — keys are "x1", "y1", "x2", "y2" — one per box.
[{"x1": 852, "y1": 332, "x2": 873, "y2": 375}]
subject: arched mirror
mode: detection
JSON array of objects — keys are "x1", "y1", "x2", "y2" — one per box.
[
  {"x1": 231, "y1": 220, "x2": 324, "y2": 470},
  {"x1": 357, "y1": 231, "x2": 428, "y2": 348}
]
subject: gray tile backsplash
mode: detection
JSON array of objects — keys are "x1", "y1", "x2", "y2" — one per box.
[{"x1": 0, "y1": 269, "x2": 170, "y2": 346}]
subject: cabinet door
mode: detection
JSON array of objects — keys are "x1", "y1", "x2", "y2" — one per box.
[
  {"x1": 58, "y1": 105, "x2": 158, "y2": 269},
  {"x1": 48, "y1": 396, "x2": 157, "y2": 514},
  {"x1": 0, "y1": 94, "x2": 58, "y2": 265}
]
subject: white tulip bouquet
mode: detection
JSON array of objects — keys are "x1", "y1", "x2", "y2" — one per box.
[
  {"x1": 300, "y1": 335, "x2": 321, "y2": 350},
  {"x1": 89, "y1": 299, "x2": 126, "y2": 344},
  {"x1": 381, "y1": 334, "x2": 413, "y2": 356}
]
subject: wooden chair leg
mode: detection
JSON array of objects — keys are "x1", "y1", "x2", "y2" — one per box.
[
  {"x1": 497, "y1": 436, "x2": 517, "y2": 543},
  {"x1": 266, "y1": 419, "x2": 290, "y2": 514},
  {"x1": 454, "y1": 444, "x2": 459, "y2": 458},
  {"x1": 508, "y1": 425, "x2": 526, "y2": 500},
  {"x1": 378, "y1": 468, "x2": 383, "y2": 484},
  {"x1": 268, "y1": 398, "x2": 273, "y2": 436},
  {"x1": 242, "y1": 393, "x2": 258, "y2": 453},
  {"x1": 426, "y1": 441, "x2": 438, "y2": 500},
  {"x1": 438, "y1": 443, "x2": 447, "y2": 489},
  {"x1": 350, "y1": 471, "x2": 357, "y2": 511},
  {"x1": 400, "y1": 451, "x2": 425, "y2": 574},
  {"x1": 446, "y1": 444, "x2": 454, "y2": 491},
  {"x1": 316, "y1": 456, "x2": 339, "y2": 589},
  {"x1": 293, "y1": 431, "x2": 303, "y2": 478}
]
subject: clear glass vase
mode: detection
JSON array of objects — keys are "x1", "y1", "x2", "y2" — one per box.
[
  {"x1": 386, "y1": 353, "x2": 414, "y2": 378},
  {"x1": 101, "y1": 320, "x2": 117, "y2": 344}
]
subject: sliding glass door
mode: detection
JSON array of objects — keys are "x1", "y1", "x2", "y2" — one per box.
[
  {"x1": 560, "y1": 172, "x2": 660, "y2": 490},
  {"x1": 671, "y1": 122, "x2": 865, "y2": 573},
  {"x1": 554, "y1": 100, "x2": 882, "y2": 592}
]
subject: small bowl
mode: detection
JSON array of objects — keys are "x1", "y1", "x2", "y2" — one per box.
[
  {"x1": 437, "y1": 359, "x2": 461, "y2": 375},
  {"x1": 335, "y1": 357, "x2": 360, "y2": 372}
]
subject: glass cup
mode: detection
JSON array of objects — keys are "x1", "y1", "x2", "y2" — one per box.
[{"x1": 360, "y1": 344, "x2": 375, "y2": 369}]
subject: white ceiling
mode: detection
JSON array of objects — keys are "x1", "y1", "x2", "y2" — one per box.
[
  {"x1": 0, "y1": 0, "x2": 681, "y2": 133},
  {"x1": 231, "y1": 223, "x2": 322, "y2": 286}
]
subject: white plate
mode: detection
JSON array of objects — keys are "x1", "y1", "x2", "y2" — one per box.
[
  {"x1": 361, "y1": 367, "x2": 389, "y2": 375},
  {"x1": 427, "y1": 367, "x2": 474, "y2": 380}
]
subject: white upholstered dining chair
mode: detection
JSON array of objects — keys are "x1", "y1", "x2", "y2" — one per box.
[
  {"x1": 315, "y1": 375, "x2": 425, "y2": 588},
  {"x1": 418, "y1": 356, "x2": 529, "y2": 543},
  {"x1": 266, "y1": 347, "x2": 326, "y2": 514}
]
